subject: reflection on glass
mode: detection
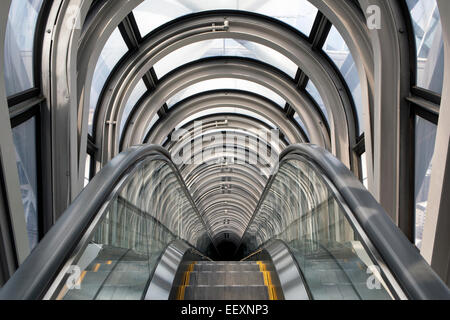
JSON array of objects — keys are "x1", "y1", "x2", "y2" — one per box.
[
  {"x1": 84, "y1": 154, "x2": 91, "y2": 188},
  {"x1": 361, "y1": 152, "x2": 368, "y2": 189},
  {"x1": 89, "y1": 29, "x2": 128, "y2": 134},
  {"x1": 414, "y1": 116, "x2": 437, "y2": 250},
  {"x1": 406, "y1": 0, "x2": 444, "y2": 94},
  {"x1": 4, "y1": 0, "x2": 44, "y2": 96},
  {"x1": 323, "y1": 26, "x2": 363, "y2": 134},
  {"x1": 144, "y1": 114, "x2": 160, "y2": 138},
  {"x1": 12, "y1": 117, "x2": 39, "y2": 250},
  {"x1": 154, "y1": 39, "x2": 298, "y2": 79},
  {"x1": 294, "y1": 113, "x2": 310, "y2": 141},
  {"x1": 120, "y1": 80, "x2": 147, "y2": 137},
  {"x1": 242, "y1": 158, "x2": 393, "y2": 300},
  {"x1": 52, "y1": 159, "x2": 209, "y2": 300},
  {"x1": 133, "y1": 0, "x2": 317, "y2": 38},
  {"x1": 306, "y1": 80, "x2": 329, "y2": 123},
  {"x1": 166, "y1": 78, "x2": 286, "y2": 108}
]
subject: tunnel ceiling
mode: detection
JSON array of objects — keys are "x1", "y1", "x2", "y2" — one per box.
[{"x1": 76, "y1": 0, "x2": 366, "y2": 248}]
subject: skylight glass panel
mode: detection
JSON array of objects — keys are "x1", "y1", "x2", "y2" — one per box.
[
  {"x1": 154, "y1": 39, "x2": 298, "y2": 79},
  {"x1": 306, "y1": 80, "x2": 329, "y2": 123},
  {"x1": 133, "y1": 0, "x2": 318, "y2": 38},
  {"x1": 4, "y1": 0, "x2": 44, "y2": 96},
  {"x1": 246, "y1": 0, "x2": 318, "y2": 36},
  {"x1": 323, "y1": 26, "x2": 363, "y2": 135},
  {"x1": 89, "y1": 29, "x2": 128, "y2": 134},
  {"x1": 406, "y1": 0, "x2": 444, "y2": 94},
  {"x1": 165, "y1": 78, "x2": 286, "y2": 108},
  {"x1": 294, "y1": 112, "x2": 310, "y2": 140},
  {"x1": 119, "y1": 79, "x2": 147, "y2": 137},
  {"x1": 144, "y1": 114, "x2": 160, "y2": 138}
]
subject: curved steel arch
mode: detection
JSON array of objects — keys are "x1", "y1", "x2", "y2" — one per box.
[
  {"x1": 121, "y1": 57, "x2": 327, "y2": 150},
  {"x1": 168, "y1": 115, "x2": 288, "y2": 158},
  {"x1": 189, "y1": 171, "x2": 265, "y2": 196},
  {"x1": 94, "y1": 12, "x2": 356, "y2": 167},
  {"x1": 144, "y1": 90, "x2": 308, "y2": 145},
  {"x1": 183, "y1": 163, "x2": 268, "y2": 193},
  {"x1": 191, "y1": 176, "x2": 263, "y2": 202},
  {"x1": 172, "y1": 129, "x2": 285, "y2": 177}
]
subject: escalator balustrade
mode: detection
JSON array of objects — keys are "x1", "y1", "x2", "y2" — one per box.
[{"x1": 0, "y1": 145, "x2": 448, "y2": 300}]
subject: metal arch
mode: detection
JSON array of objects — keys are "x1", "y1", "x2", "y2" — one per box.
[
  {"x1": 167, "y1": 116, "x2": 287, "y2": 161},
  {"x1": 190, "y1": 177, "x2": 263, "y2": 203},
  {"x1": 156, "y1": 114, "x2": 290, "y2": 155},
  {"x1": 171, "y1": 137, "x2": 283, "y2": 170},
  {"x1": 202, "y1": 199, "x2": 256, "y2": 226},
  {"x1": 183, "y1": 164, "x2": 267, "y2": 193},
  {"x1": 189, "y1": 172, "x2": 265, "y2": 197},
  {"x1": 144, "y1": 90, "x2": 307, "y2": 145},
  {"x1": 195, "y1": 189, "x2": 260, "y2": 217},
  {"x1": 194, "y1": 180, "x2": 261, "y2": 204},
  {"x1": 41, "y1": 0, "x2": 94, "y2": 218},
  {"x1": 0, "y1": 0, "x2": 31, "y2": 266},
  {"x1": 76, "y1": 0, "x2": 144, "y2": 189},
  {"x1": 94, "y1": 12, "x2": 355, "y2": 167},
  {"x1": 200, "y1": 194, "x2": 257, "y2": 219},
  {"x1": 121, "y1": 57, "x2": 328, "y2": 150},
  {"x1": 173, "y1": 133, "x2": 284, "y2": 177},
  {"x1": 183, "y1": 161, "x2": 267, "y2": 184},
  {"x1": 357, "y1": 0, "x2": 412, "y2": 224},
  {"x1": 177, "y1": 151, "x2": 276, "y2": 183},
  {"x1": 309, "y1": 0, "x2": 375, "y2": 140}
]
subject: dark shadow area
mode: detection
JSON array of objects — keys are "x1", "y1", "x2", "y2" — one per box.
[{"x1": 215, "y1": 241, "x2": 239, "y2": 261}]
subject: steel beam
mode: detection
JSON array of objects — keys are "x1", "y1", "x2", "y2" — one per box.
[
  {"x1": 421, "y1": 0, "x2": 450, "y2": 286},
  {"x1": 94, "y1": 12, "x2": 355, "y2": 168},
  {"x1": 145, "y1": 90, "x2": 306, "y2": 145},
  {"x1": 0, "y1": 0, "x2": 30, "y2": 267}
]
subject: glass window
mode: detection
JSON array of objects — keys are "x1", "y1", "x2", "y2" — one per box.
[
  {"x1": 120, "y1": 80, "x2": 147, "y2": 137},
  {"x1": 84, "y1": 154, "x2": 91, "y2": 188},
  {"x1": 4, "y1": 0, "x2": 44, "y2": 96},
  {"x1": 133, "y1": 0, "x2": 318, "y2": 38},
  {"x1": 166, "y1": 78, "x2": 286, "y2": 108},
  {"x1": 414, "y1": 116, "x2": 437, "y2": 249},
  {"x1": 294, "y1": 112, "x2": 310, "y2": 140},
  {"x1": 12, "y1": 117, "x2": 39, "y2": 250},
  {"x1": 145, "y1": 114, "x2": 160, "y2": 138},
  {"x1": 306, "y1": 80, "x2": 329, "y2": 123},
  {"x1": 406, "y1": 0, "x2": 444, "y2": 94},
  {"x1": 361, "y1": 152, "x2": 368, "y2": 189},
  {"x1": 154, "y1": 39, "x2": 298, "y2": 79},
  {"x1": 323, "y1": 26, "x2": 363, "y2": 134},
  {"x1": 242, "y1": 157, "x2": 394, "y2": 299},
  {"x1": 89, "y1": 29, "x2": 128, "y2": 134}
]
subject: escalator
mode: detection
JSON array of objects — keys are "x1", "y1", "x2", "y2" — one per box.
[{"x1": 0, "y1": 145, "x2": 448, "y2": 300}]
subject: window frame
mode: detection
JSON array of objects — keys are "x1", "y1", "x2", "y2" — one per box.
[{"x1": 9, "y1": 101, "x2": 46, "y2": 245}]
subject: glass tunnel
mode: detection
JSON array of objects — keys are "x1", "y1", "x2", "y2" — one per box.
[{"x1": 0, "y1": 0, "x2": 449, "y2": 301}]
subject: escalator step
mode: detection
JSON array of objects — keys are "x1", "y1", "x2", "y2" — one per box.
[
  {"x1": 187, "y1": 271, "x2": 268, "y2": 286},
  {"x1": 182, "y1": 285, "x2": 270, "y2": 300}
]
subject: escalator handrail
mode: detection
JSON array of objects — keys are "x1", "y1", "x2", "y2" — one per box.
[
  {"x1": 239, "y1": 144, "x2": 449, "y2": 300},
  {"x1": 0, "y1": 145, "x2": 213, "y2": 300}
]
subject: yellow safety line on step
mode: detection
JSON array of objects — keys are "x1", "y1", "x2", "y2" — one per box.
[
  {"x1": 93, "y1": 263, "x2": 101, "y2": 272},
  {"x1": 177, "y1": 262, "x2": 196, "y2": 300},
  {"x1": 56, "y1": 270, "x2": 88, "y2": 300},
  {"x1": 257, "y1": 261, "x2": 278, "y2": 300},
  {"x1": 77, "y1": 271, "x2": 87, "y2": 286}
]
